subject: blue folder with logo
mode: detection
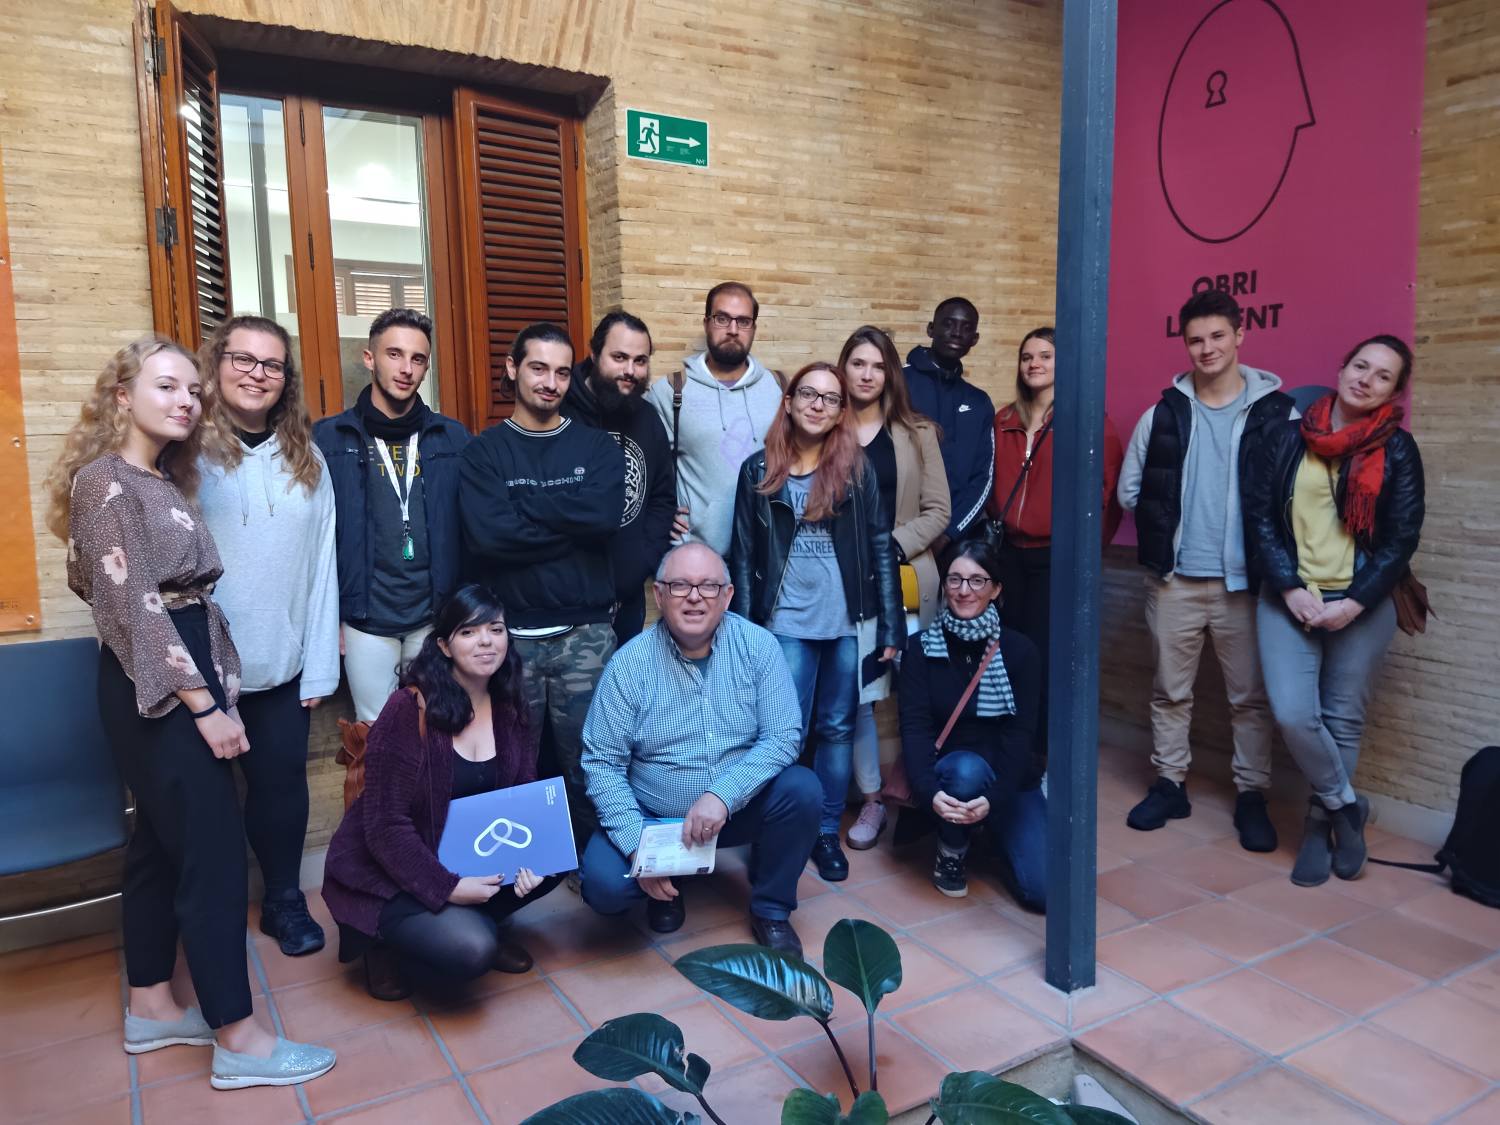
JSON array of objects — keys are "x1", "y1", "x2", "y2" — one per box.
[{"x1": 437, "y1": 776, "x2": 577, "y2": 882}]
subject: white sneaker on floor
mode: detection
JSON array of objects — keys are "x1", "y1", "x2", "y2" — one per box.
[{"x1": 846, "y1": 802, "x2": 887, "y2": 850}]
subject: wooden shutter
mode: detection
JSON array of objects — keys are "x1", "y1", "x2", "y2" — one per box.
[
  {"x1": 138, "y1": 1, "x2": 231, "y2": 345},
  {"x1": 453, "y1": 89, "x2": 587, "y2": 426}
]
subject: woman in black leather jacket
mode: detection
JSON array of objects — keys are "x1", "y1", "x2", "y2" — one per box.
[
  {"x1": 730, "y1": 362, "x2": 903, "y2": 881},
  {"x1": 1244, "y1": 334, "x2": 1424, "y2": 890}
]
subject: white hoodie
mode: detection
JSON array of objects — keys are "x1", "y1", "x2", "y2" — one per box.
[
  {"x1": 645, "y1": 351, "x2": 783, "y2": 556},
  {"x1": 197, "y1": 436, "x2": 341, "y2": 697}
]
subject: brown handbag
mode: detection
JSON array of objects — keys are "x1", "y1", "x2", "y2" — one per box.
[
  {"x1": 334, "y1": 688, "x2": 427, "y2": 810},
  {"x1": 1392, "y1": 567, "x2": 1434, "y2": 637}
]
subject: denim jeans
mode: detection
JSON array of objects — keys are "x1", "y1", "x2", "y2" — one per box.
[
  {"x1": 934, "y1": 749, "x2": 1047, "y2": 909},
  {"x1": 579, "y1": 766, "x2": 821, "y2": 921},
  {"x1": 774, "y1": 634, "x2": 859, "y2": 835}
]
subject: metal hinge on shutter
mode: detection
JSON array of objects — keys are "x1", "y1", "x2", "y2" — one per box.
[
  {"x1": 146, "y1": 34, "x2": 166, "y2": 78},
  {"x1": 154, "y1": 206, "x2": 178, "y2": 250}
]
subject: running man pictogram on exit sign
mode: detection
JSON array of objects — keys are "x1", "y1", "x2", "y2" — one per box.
[{"x1": 626, "y1": 109, "x2": 709, "y2": 168}]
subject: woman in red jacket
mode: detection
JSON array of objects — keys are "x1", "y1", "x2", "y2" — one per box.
[
  {"x1": 322, "y1": 584, "x2": 561, "y2": 1000},
  {"x1": 989, "y1": 327, "x2": 1124, "y2": 757}
]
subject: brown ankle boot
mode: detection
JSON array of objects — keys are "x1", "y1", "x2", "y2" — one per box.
[
  {"x1": 364, "y1": 945, "x2": 411, "y2": 1001},
  {"x1": 491, "y1": 938, "x2": 534, "y2": 974}
]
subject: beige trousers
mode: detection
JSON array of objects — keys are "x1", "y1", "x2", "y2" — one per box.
[{"x1": 1143, "y1": 575, "x2": 1274, "y2": 792}]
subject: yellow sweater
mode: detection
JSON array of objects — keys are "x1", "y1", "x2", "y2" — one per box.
[{"x1": 1292, "y1": 451, "x2": 1355, "y2": 596}]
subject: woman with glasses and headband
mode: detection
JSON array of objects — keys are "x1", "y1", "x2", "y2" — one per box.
[
  {"x1": 839, "y1": 325, "x2": 951, "y2": 851},
  {"x1": 197, "y1": 316, "x2": 339, "y2": 959},
  {"x1": 899, "y1": 540, "x2": 1045, "y2": 906},
  {"x1": 730, "y1": 363, "x2": 904, "y2": 882}
]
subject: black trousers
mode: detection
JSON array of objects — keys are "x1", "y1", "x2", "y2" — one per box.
[
  {"x1": 98, "y1": 606, "x2": 253, "y2": 1029},
  {"x1": 998, "y1": 542, "x2": 1052, "y2": 759},
  {"x1": 235, "y1": 676, "x2": 311, "y2": 898},
  {"x1": 377, "y1": 877, "x2": 563, "y2": 980}
]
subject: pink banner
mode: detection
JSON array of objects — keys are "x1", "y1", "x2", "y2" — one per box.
[{"x1": 1105, "y1": 0, "x2": 1425, "y2": 536}]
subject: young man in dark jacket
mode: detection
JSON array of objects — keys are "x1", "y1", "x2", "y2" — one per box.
[
  {"x1": 313, "y1": 308, "x2": 470, "y2": 723},
  {"x1": 460, "y1": 322, "x2": 626, "y2": 841},
  {"x1": 1116, "y1": 290, "x2": 1294, "y2": 852},
  {"x1": 563, "y1": 311, "x2": 676, "y2": 645},
  {"x1": 904, "y1": 297, "x2": 995, "y2": 551}
]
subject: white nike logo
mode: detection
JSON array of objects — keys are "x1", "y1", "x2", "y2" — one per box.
[{"x1": 958, "y1": 404, "x2": 972, "y2": 413}]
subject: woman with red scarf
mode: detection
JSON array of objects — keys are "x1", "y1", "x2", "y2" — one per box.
[{"x1": 1245, "y1": 335, "x2": 1424, "y2": 889}]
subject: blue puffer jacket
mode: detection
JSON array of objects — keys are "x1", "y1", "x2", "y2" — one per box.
[
  {"x1": 312, "y1": 402, "x2": 470, "y2": 626},
  {"x1": 904, "y1": 346, "x2": 995, "y2": 539}
]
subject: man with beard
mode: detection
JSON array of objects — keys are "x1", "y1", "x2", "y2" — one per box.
[
  {"x1": 646, "y1": 282, "x2": 783, "y2": 556},
  {"x1": 564, "y1": 311, "x2": 676, "y2": 644},
  {"x1": 904, "y1": 297, "x2": 995, "y2": 554},
  {"x1": 315, "y1": 307, "x2": 469, "y2": 722},
  {"x1": 460, "y1": 322, "x2": 626, "y2": 841}
]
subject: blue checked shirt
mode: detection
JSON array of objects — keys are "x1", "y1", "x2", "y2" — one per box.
[{"x1": 581, "y1": 612, "x2": 803, "y2": 858}]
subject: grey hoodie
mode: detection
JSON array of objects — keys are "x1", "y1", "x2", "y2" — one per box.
[
  {"x1": 1117, "y1": 365, "x2": 1291, "y2": 592},
  {"x1": 645, "y1": 350, "x2": 783, "y2": 556},
  {"x1": 197, "y1": 436, "x2": 341, "y2": 697}
]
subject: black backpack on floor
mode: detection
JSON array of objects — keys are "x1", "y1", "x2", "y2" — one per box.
[{"x1": 1371, "y1": 745, "x2": 1500, "y2": 908}]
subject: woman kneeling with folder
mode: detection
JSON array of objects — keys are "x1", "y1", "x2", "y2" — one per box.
[{"x1": 323, "y1": 584, "x2": 561, "y2": 1000}]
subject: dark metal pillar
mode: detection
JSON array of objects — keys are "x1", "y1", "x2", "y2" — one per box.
[{"x1": 1044, "y1": 0, "x2": 1117, "y2": 993}]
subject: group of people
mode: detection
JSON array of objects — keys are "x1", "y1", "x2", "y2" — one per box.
[{"x1": 46, "y1": 277, "x2": 1423, "y2": 1095}]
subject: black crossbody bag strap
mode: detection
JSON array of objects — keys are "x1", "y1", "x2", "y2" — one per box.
[{"x1": 991, "y1": 416, "x2": 1053, "y2": 532}]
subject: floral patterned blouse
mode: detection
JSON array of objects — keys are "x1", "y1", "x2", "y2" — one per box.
[{"x1": 67, "y1": 453, "x2": 242, "y2": 718}]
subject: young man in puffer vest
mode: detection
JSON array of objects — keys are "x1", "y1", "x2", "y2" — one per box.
[{"x1": 1117, "y1": 290, "x2": 1295, "y2": 852}]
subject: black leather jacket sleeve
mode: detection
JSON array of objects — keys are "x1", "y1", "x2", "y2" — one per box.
[
  {"x1": 1244, "y1": 421, "x2": 1304, "y2": 593},
  {"x1": 860, "y1": 467, "x2": 906, "y2": 650},
  {"x1": 1347, "y1": 430, "x2": 1425, "y2": 608},
  {"x1": 728, "y1": 457, "x2": 761, "y2": 619}
]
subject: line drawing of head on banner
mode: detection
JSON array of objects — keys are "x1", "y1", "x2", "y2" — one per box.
[{"x1": 1157, "y1": 0, "x2": 1315, "y2": 244}]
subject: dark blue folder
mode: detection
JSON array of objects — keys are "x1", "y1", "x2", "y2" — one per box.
[{"x1": 437, "y1": 776, "x2": 577, "y2": 882}]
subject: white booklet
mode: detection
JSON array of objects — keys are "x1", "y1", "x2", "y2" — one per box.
[{"x1": 626, "y1": 819, "x2": 717, "y2": 878}]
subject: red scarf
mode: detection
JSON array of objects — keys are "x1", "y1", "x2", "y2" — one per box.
[{"x1": 1299, "y1": 395, "x2": 1402, "y2": 540}]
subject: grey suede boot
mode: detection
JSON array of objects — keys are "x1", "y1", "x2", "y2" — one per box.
[
  {"x1": 1290, "y1": 799, "x2": 1333, "y2": 887},
  {"x1": 1328, "y1": 796, "x2": 1370, "y2": 881}
]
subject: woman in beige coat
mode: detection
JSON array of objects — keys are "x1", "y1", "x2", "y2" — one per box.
[{"x1": 840, "y1": 325, "x2": 951, "y2": 849}]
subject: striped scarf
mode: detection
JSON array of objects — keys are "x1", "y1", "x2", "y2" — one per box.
[{"x1": 920, "y1": 604, "x2": 1016, "y2": 718}]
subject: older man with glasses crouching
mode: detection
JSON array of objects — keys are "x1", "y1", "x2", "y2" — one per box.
[{"x1": 578, "y1": 542, "x2": 818, "y2": 957}]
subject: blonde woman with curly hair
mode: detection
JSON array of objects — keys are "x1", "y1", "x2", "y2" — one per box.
[
  {"x1": 197, "y1": 315, "x2": 339, "y2": 958},
  {"x1": 47, "y1": 335, "x2": 335, "y2": 1091}
]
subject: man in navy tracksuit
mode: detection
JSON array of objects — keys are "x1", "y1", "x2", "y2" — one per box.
[
  {"x1": 904, "y1": 297, "x2": 995, "y2": 556},
  {"x1": 460, "y1": 322, "x2": 626, "y2": 841}
]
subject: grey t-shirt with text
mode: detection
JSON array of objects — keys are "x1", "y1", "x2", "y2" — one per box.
[{"x1": 768, "y1": 473, "x2": 853, "y2": 640}]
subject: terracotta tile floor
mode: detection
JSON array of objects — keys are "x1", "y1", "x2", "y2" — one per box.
[{"x1": 4, "y1": 745, "x2": 1499, "y2": 1124}]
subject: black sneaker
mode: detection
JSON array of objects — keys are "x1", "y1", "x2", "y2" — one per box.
[
  {"x1": 810, "y1": 834, "x2": 849, "y2": 882},
  {"x1": 1126, "y1": 778, "x2": 1191, "y2": 831},
  {"x1": 932, "y1": 851, "x2": 968, "y2": 898},
  {"x1": 259, "y1": 891, "x2": 325, "y2": 957},
  {"x1": 749, "y1": 915, "x2": 804, "y2": 959},
  {"x1": 1234, "y1": 790, "x2": 1279, "y2": 853},
  {"x1": 646, "y1": 895, "x2": 686, "y2": 934}
]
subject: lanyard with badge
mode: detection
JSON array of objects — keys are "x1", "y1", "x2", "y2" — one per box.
[{"x1": 374, "y1": 434, "x2": 418, "y2": 561}]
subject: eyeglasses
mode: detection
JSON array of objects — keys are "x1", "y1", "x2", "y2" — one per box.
[
  {"x1": 707, "y1": 312, "x2": 756, "y2": 331},
  {"x1": 657, "y1": 580, "x2": 727, "y2": 599},
  {"x1": 224, "y1": 351, "x2": 287, "y2": 380},
  {"x1": 944, "y1": 574, "x2": 994, "y2": 591},
  {"x1": 794, "y1": 386, "x2": 844, "y2": 410}
]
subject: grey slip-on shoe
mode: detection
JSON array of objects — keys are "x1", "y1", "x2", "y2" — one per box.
[
  {"x1": 123, "y1": 1006, "x2": 214, "y2": 1054},
  {"x1": 210, "y1": 1037, "x2": 336, "y2": 1090}
]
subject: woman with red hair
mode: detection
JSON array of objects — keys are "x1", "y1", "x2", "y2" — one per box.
[{"x1": 730, "y1": 363, "x2": 904, "y2": 881}]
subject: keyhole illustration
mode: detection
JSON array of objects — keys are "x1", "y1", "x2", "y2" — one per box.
[{"x1": 1205, "y1": 70, "x2": 1228, "y2": 108}]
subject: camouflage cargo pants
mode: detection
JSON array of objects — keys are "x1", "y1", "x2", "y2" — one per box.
[{"x1": 513, "y1": 622, "x2": 617, "y2": 845}]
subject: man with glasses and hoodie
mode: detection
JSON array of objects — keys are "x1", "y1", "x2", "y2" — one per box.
[
  {"x1": 645, "y1": 282, "x2": 783, "y2": 557},
  {"x1": 460, "y1": 322, "x2": 626, "y2": 844},
  {"x1": 564, "y1": 311, "x2": 677, "y2": 644},
  {"x1": 904, "y1": 297, "x2": 996, "y2": 557},
  {"x1": 314, "y1": 307, "x2": 469, "y2": 758}
]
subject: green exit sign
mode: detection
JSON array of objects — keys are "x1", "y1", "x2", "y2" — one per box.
[{"x1": 626, "y1": 109, "x2": 709, "y2": 168}]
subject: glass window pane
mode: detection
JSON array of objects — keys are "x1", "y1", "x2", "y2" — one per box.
[
  {"x1": 321, "y1": 107, "x2": 436, "y2": 411},
  {"x1": 221, "y1": 94, "x2": 302, "y2": 371}
]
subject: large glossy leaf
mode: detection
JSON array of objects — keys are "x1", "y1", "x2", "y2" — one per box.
[
  {"x1": 673, "y1": 943, "x2": 834, "y2": 1023},
  {"x1": 520, "y1": 1087, "x2": 700, "y2": 1125},
  {"x1": 822, "y1": 919, "x2": 902, "y2": 1015},
  {"x1": 572, "y1": 1013, "x2": 705, "y2": 1094},
  {"x1": 929, "y1": 1071, "x2": 1073, "y2": 1125},
  {"x1": 1060, "y1": 1107, "x2": 1134, "y2": 1124},
  {"x1": 781, "y1": 1089, "x2": 890, "y2": 1125}
]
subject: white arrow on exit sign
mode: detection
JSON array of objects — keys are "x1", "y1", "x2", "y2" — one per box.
[{"x1": 666, "y1": 135, "x2": 701, "y2": 147}]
